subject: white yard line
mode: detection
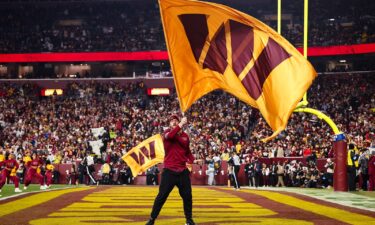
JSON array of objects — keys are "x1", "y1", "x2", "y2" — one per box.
[{"x1": 0, "y1": 185, "x2": 87, "y2": 201}]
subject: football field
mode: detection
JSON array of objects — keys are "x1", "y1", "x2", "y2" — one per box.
[{"x1": 0, "y1": 185, "x2": 374, "y2": 225}]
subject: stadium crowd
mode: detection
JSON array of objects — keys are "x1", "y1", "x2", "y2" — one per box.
[
  {"x1": 0, "y1": 0, "x2": 373, "y2": 53},
  {"x1": 0, "y1": 72, "x2": 374, "y2": 189}
]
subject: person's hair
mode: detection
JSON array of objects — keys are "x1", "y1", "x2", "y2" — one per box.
[{"x1": 348, "y1": 143, "x2": 355, "y2": 149}]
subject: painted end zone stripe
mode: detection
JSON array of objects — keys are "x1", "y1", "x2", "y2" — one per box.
[
  {"x1": 0, "y1": 187, "x2": 92, "y2": 217},
  {"x1": 244, "y1": 190, "x2": 375, "y2": 225}
]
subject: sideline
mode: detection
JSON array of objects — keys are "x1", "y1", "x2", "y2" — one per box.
[
  {"x1": 243, "y1": 186, "x2": 375, "y2": 212},
  {"x1": 0, "y1": 185, "x2": 91, "y2": 201}
]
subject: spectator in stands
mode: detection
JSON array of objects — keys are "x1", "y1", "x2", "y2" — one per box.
[{"x1": 0, "y1": 1, "x2": 373, "y2": 53}]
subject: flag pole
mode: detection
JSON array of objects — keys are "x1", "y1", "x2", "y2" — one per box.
[{"x1": 277, "y1": 0, "x2": 281, "y2": 34}]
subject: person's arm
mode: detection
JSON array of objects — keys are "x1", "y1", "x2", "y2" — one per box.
[
  {"x1": 164, "y1": 126, "x2": 181, "y2": 140},
  {"x1": 164, "y1": 117, "x2": 187, "y2": 140}
]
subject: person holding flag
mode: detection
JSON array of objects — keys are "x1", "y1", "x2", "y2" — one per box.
[{"x1": 146, "y1": 114, "x2": 196, "y2": 225}]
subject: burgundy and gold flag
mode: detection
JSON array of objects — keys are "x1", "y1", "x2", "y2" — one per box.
[
  {"x1": 122, "y1": 134, "x2": 165, "y2": 177},
  {"x1": 159, "y1": 0, "x2": 317, "y2": 141}
]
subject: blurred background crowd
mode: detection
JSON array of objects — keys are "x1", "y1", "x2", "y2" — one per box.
[
  {"x1": 0, "y1": 73, "x2": 374, "y2": 188},
  {"x1": 0, "y1": 0, "x2": 373, "y2": 53}
]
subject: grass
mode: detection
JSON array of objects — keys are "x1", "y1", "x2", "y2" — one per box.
[
  {"x1": 354, "y1": 190, "x2": 375, "y2": 198},
  {"x1": 246, "y1": 186, "x2": 375, "y2": 200},
  {"x1": 0, "y1": 184, "x2": 77, "y2": 199}
]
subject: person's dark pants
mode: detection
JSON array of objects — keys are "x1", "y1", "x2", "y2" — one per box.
[
  {"x1": 326, "y1": 173, "x2": 333, "y2": 187},
  {"x1": 361, "y1": 173, "x2": 369, "y2": 191},
  {"x1": 254, "y1": 172, "x2": 261, "y2": 187},
  {"x1": 262, "y1": 175, "x2": 269, "y2": 186},
  {"x1": 150, "y1": 169, "x2": 192, "y2": 220},
  {"x1": 78, "y1": 172, "x2": 85, "y2": 184},
  {"x1": 119, "y1": 173, "x2": 130, "y2": 184},
  {"x1": 270, "y1": 174, "x2": 277, "y2": 186},
  {"x1": 323, "y1": 173, "x2": 333, "y2": 187},
  {"x1": 153, "y1": 175, "x2": 159, "y2": 185},
  {"x1": 347, "y1": 166, "x2": 356, "y2": 191},
  {"x1": 146, "y1": 174, "x2": 153, "y2": 185},
  {"x1": 247, "y1": 175, "x2": 254, "y2": 186},
  {"x1": 232, "y1": 165, "x2": 240, "y2": 189}
]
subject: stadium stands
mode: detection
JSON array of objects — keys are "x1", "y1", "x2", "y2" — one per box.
[
  {"x1": 0, "y1": 73, "x2": 373, "y2": 161},
  {"x1": 0, "y1": 0, "x2": 373, "y2": 53}
]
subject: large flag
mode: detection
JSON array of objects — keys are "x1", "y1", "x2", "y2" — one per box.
[
  {"x1": 122, "y1": 134, "x2": 165, "y2": 177},
  {"x1": 159, "y1": 0, "x2": 317, "y2": 141}
]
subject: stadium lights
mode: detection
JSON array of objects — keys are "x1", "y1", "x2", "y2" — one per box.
[
  {"x1": 329, "y1": 18, "x2": 335, "y2": 21},
  {"x1": 339, "y1": 60, "x2": 346, "y2": 63},
  {"x1": 147, "y1": 88, "x2": 170, "y2": 96},
  {"x1": 41, "y1": 89, "x2": 63, "y2": 96}
]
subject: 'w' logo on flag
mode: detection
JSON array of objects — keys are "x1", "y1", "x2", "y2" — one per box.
[
  {"x1": 129, "y1": 141, "x2": 156, "y2": 165},
  {"x1": 179, "y1": 14, "x2": 291, "y2": 100},
  {"x1": 159, "y1": 0, "x2": 317, "y2": 141},
  {"x1": 122, "y1": 134, "x2": 165, "y2": 177}
]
